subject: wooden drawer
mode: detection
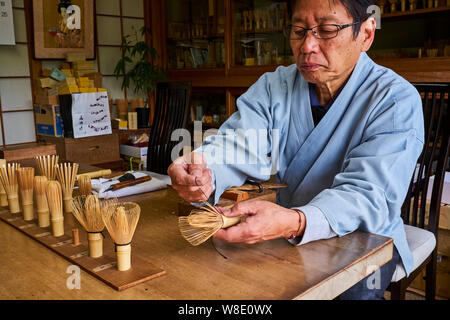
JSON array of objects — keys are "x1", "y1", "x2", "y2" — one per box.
[
  {"x1": 0, "y1": 143, "x2": 56, "y2": 161},
  {"x1": 37, "y1": 134, "x2": 120, "y2": 165}
]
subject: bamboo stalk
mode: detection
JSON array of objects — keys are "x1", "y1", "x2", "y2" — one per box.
[
  {"x1": 34, "y1": 176, "x2": 50, "y2": 227},
  {"x1": 46, "y1": 180, "x2": 64, "y2": 237},
  {"x1": 17, "y1": 167, "x2": 35, "y2": 221},
  {"x1": 0, "y1": 163, "x2": 21, "y2": 214},
  {"x1": 76, "y1": 169, "x2": 112, "y2": 180}
]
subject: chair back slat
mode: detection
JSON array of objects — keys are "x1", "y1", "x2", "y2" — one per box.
[
  {"x1": 146, "y1": 82, "x2": 192, "y2": 174},
  {"x1": 402, "y1": 83, "x2": 450, "y2": 236}
]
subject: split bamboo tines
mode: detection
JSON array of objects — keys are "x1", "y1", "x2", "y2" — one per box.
[
  {"x1": 17, "y1": 167, "x2": 35, "y2": 221},
  {"x1": 35, "y1": 155, "x2": 59, "y2": 180},
  {"x1": 0, "y1": 159, "x2": 8, "y2": 207},
  {"x1": 55, "y1": 162, "x2": 79, "y2": 214},
  {"x1": 0, "y1": 163, "x2": 21, "y2": 214},
  {"x1": 46, "y1": 180, "x2": 64, "y2": 237},
  {"x1": 78, "y1": 175, "x2": 92, "y2": 196},
  {"x1": 178, "y1": 202, "x2": 244, "y2": 246},
  {"x1": 71, "y1": 195, "x2": 118, "y2": 258},
  {"x1": 34, "y1": 176, "x2": 50, "y2": 227},
  {"x1": 102, "y1": 202, "x2": 140, "y2": 271}
]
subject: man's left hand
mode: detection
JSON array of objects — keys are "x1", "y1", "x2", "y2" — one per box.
[{"x1": 213, "y1": 200, "x2": 306, "y2": 244}]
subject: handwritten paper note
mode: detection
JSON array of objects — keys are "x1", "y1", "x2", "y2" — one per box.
[
  {"x1": 71, "y1": 92, "x2": 112, "y2": 138},
  {"x1": 0, "y1": 0, "x2": 15, "y2": 45}
]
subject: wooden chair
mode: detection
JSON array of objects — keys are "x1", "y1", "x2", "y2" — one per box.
[
  {"x1": 389, "y1": 83, "x2": 450, "y2": 300},
  {"x1": 146, "y1": 82, "x2": 192, "y2": 175}
]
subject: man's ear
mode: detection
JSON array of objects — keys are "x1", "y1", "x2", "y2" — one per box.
[{"x1": 360, "y1": 17, "x2": 376, "y2": 52}]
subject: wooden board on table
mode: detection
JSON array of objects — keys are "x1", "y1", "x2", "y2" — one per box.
[{"x1": 0, "y1": 209, "x2": 165, "y2": 291}]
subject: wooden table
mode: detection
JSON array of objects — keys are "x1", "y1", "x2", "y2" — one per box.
[{"x1": 0, "y1": 162, "x2": 393, "y2": 300}]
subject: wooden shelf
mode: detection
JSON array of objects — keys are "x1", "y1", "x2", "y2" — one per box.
[
  {"x1": 381, "y1": 6, "x2": 450, "y2": 19},
  {"x1": 372, "y1": 56, "x2": 450, "y2": 82}
]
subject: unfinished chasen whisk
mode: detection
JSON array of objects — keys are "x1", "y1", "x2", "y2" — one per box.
[{"x1": 178, "y1": 202, "x2": 244, "y2": 246}]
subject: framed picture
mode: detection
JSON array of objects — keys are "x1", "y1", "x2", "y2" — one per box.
[{"x1": 32, "y1": 0, "x2": 94, "y2": 59}]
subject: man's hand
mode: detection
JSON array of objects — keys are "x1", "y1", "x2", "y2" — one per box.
[
  {"x1": 167, "y1": 152, "x2": 213, "y2": 203},
  {"x1": 213, "y1": 200, "x2": 306, "y2": 244}
]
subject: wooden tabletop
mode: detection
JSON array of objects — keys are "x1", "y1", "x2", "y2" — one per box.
[{"x1": 0, "y1": 160, "x2": 393, "y2": 299}]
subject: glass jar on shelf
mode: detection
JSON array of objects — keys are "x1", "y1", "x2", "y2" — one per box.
[
  {"x1": 232, "y1": 0, "x2": 293, "y2": 67},
  {"x1": 166, "y1": 0, "x2": 225, "y2": 69}
]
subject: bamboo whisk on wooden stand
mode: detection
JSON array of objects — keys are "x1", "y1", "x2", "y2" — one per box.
[
  {"x1": 34, "y1": 176, "x2": 50, "y2": 227},
  {"x1": 178, "y1": 202, "x2": 244, "y2": 246},
  {"x1": 17, "y1": 167, "x2": 35, "y2": 221},
  {"x1": 0, "y1": 159, "x2": 8, "y2": 207},
  {"x1": 72, "y1": 195, "x2": 118, "y2": 258},
  {"x1": 35, "y1": 155, "x2": 59, "y2": 180},
  {"x1": 0, "y1": 163, "x2": 21, "y2": 214},
  {"x1": 78, "y1": 175, "x2": 92, "y2": 196},
  {"x1": 46, "y1": 181, "x2": 64, "y2": 237},
  {"x1": 55, "y1": 162, "x2": 79, "y2": 214},
  {"x1": 102, "y1": 202, "x2": 140, "y2": 271}
]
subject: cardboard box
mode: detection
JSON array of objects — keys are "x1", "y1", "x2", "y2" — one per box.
[
  {"x1": 34, "y1": 105, "x2": 64, "y2": 137},
  {"x1": 119, "y1": 144, "x2": 147, "y2": 160},
  {"x1": 112, "y1": 119, "x2": 128, "y2": 130}
]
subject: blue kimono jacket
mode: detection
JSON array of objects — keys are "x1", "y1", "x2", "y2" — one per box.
[{"x1": 197, "y1": 52, "x2": 424, "y2": 276}]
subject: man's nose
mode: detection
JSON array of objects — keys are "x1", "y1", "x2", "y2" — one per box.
[{"x1": 300, "y1": 30, "x2": 320, "y2": 54}]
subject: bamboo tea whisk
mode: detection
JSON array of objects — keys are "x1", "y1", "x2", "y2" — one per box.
[
  {"x1": 17, "y1": 167, "x2": 35, "y2": 221},
  {"x1": 46, "y1": 180, "x2": 64, "y2": 237},
  {"x1": 55, "y1": 162, "x2": 79, "y2": 214},
  {"x1": 35, "y1": 155, "x2": 59, "y2": 180},
  {"x1": 0, "y1": 163, "x2": 21, "y2": 214},
  {"x1": 78, "y1": 175, "x2": 92, "y2": 196},
  {"x1": 0, "y1": 159, "x2": 8, "y2": 207},
  {"x1": 71, "y1": 195, "x2": 118, "y2": 258},
  {"x1": 178, "y1": 202, "x2": 244, "y2": 246},
  {"x1": 102, "y1": 202, "x2": 140, "y2": 271},
  {"x1": 34, "y1": 176, "x2": 50, "y2": 227}
]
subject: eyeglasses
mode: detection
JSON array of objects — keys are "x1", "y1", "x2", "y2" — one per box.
[{"x1": 283, "y1": 21, "x2": 363, "y2": 40}]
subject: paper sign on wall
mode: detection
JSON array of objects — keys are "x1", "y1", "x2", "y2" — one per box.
[
  {"x1": 0, "y1": 0, "x2": 15, "y2": 45},
  {"x1": 71, "y1": 92, "x2": 112, "y2": 138}
]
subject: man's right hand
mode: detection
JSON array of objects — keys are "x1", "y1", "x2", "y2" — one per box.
[{"x1": 167, "y1": 152, "x2": 213, "y2": 203}]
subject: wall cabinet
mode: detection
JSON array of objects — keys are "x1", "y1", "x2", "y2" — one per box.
[{"x1": 149, "y1": 0, "x2": 450, "y2": 125}]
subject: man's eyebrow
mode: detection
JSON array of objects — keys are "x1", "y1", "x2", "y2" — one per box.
[{"x1": 292, "y1": 15, "x2": 339, "y2": 24}]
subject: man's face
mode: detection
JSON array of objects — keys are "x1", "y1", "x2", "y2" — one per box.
[{"x1": 290, "y1": 0, "x2": 369, "y2": 85}]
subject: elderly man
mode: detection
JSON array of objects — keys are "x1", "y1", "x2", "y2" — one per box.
[{"x1": 168, "y1": 0, "x2": 424, "y2": 300}]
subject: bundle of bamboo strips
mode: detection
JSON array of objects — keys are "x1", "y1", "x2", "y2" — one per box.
[
  {"x1": 71, "y1": 195, "x2": 118, "y2": 258},
  {"x1": 55, "y1": 162, "x2": 79, "y2": 214},
  {"x1": 102, "y1": 202, "x2": 140, "y2": 271},
  {"x1": 78, "y1": 175, "x2": 92, "y2": 196},
  {"x1": 0, "y1": 163, "x2": 21, "y2": 214},
  {"x1": 0, "y1": 159, "x2": 8, "y2": 207},
  {"x1": 46, "y1": 180, "x2": 64, "y2": 237},
  {"x1": 35, "y1": 155, "x2": 59, "y2": 180},
  {"x1": 34, "y1": 176, "x2": 50, "y2": 227},
  {"x1": 17, "y1": 167, "x2": 35, "y2": 221},
  {"x1": 178, "y1": 202, "x2": 244, "y2": 246}
]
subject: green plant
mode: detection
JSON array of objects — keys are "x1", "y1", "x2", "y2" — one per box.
[{"x1": 114, "y1": 26, "x2": 166, "y2": 106}]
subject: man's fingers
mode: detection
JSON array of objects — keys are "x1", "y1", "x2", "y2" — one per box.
[{"x1": 221, "y1": 200, "x2": 262, "y2": 218}]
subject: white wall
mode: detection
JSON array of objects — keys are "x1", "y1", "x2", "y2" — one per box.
[{"x1": 0, "y1": 0, "x2": 145, "y2": 146}]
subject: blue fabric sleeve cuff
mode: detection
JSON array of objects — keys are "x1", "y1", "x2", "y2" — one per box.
[{"x1": 287, "y1": 204, "x2": 338, "y2": 246}]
